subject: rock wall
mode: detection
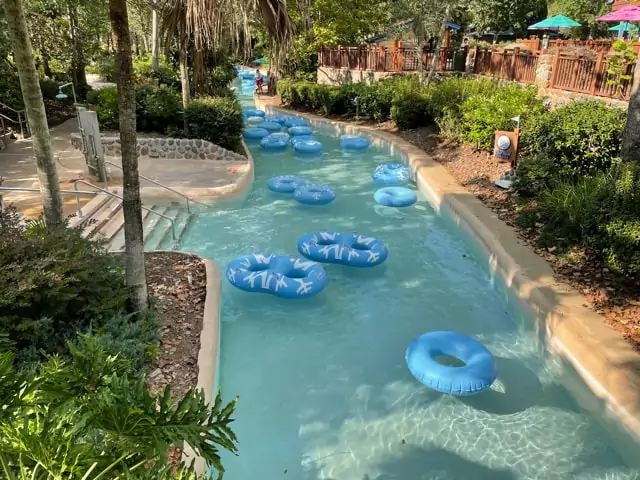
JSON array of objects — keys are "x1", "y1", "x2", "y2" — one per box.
[{"x1": 70, "y1": 133, "x2": 246, "y2": 162}]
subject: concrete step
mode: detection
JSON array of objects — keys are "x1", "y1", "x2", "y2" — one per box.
[
  {"x1": 82, "y1": 198, "x2": 122, "y2": 238},
  {"x1": 158, "y1": 208, "x2": 192, "y2": 251},
  {"x1": 68, "y1": 193, "x2": 113, "y2": 229},
  {"x1": 144, "y1": 206, "x2": 181, "y2": 252},
  {"x1": 108, "y1": 207, "x2": 154, "y2": 253}
]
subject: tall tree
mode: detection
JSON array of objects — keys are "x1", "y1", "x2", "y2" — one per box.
[
  {"x1": 108, "y1": 0, "x2": 149, "y2": 313},
  {"x1": 3, "y1": 0, "x2": 64, "y2": 229},
  {"x1": 622, "y1": 56, "x2": 640, "y2": 163},
  {"x1": 151, "y1": 2, "x2": 159, "y2": 70},
  {"x1": 469, "y1": 0, "x2": 545, "y2": 40}
]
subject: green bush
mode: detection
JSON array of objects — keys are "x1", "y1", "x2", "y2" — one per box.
[
  {"x1": 38, "y1": 78, "x2": 60, "y2": 100},
  {"x1": 520, "y1": 100, "x2": 626, "y2": 179},
  {"x1": 133, "y1": 56, "x2": 181, "y2": 90},
  {"x1": 513, "y1": 153, "x2": 563, "y2": 197},
  {"x1": 207, "y1": 63, "x2": 236, "y2": 89},
  {"x1": 91, "y1": 54, "x2": 116, "y2": 82},
  {"x1": 0, "y1": 207, "x2": 130, "y2": 364},
  {"x1": 184, "y1": 96, "x2": 244, "y2": 151},
  {"x1": 457, "y1": 83, "x2": 544, "y2": 149},
  {"x1": 135, "y1": 84, "x2": 183, "y2": 133},
  {"x1": 391, "y1": 77, "x2": 430, "y2": 129},
  {"x1": 87, "y1": 86, "x2": 120, "y2": 129}
]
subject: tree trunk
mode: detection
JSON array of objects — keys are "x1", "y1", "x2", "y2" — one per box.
[
  {"x1": 426, "y1": 5, "x2": 451, "y2": 88},
  {"x1": 179, "y1": 45, "x2": 191, "y2": 108},
  {"x1": 622, "y1": 55, "x2": 640, "y2": 162},
  {"x1": 41, "y1": 51, "x2": 52, "y2": 78},
  {"x1": 151, "y1": 6, "x2": 159, "y2": 71},
  {"x1": 68, "y1": 2, "x2": 88, "y2": 97},
  {"x1": 415, "y1": 21, "x2": 424, "y2": 80},
  {"x1": 109, "y1": 0, "x2": 149, "y2": 313},
  {"x1": 3, "y1": 0, "x2": 64, "y2": 229}
]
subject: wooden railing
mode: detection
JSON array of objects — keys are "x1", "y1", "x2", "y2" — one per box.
[
  {"x1": 474, "y1": 48, "x2": 539, "y2": 84},
  {"x1": 318, "y1": 46, "x2": 463, "y2": 72},
  {"x1": 549, "y1": 51, "x2": 636, "y2": 100},
  {"x1": 548, "y1": 39, "x2": 640, "y2": 54}
]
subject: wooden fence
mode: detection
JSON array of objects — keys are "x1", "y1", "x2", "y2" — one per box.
[
  {"x1": 318, "y1": 46, "x2": 463, "y2": 72},
  {"x1": 474, "y1": 48, "x2": 539, "y2": 83},
  {"x1": 549, "y1": 51, "x2": 636, "y2": 100}
]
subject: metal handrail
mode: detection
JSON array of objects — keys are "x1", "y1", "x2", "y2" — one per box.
[
  {"x1": 0, "y1": 102, "x2": 24, "y2": 114},
  {"x1": 0, "y1": 102, "x2": 28, "y2": 138},
  {"x1": 73, "y1": 180, "x2": 176, "y2": 241},
  {"x1": 0, "y1": 186, "x2": 98, "y2": 195},
  {"x1": 104, "y1": 160, "x2": 204, "y2": 213}
]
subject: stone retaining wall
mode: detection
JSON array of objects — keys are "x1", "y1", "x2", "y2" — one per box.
[{"x1": 70, "y1": 133, "x2": 246, "y2": 162}]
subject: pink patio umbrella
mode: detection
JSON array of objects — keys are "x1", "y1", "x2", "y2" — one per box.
[{"x1": 597, "y1": 6, "x2": 640, "y2": 39}]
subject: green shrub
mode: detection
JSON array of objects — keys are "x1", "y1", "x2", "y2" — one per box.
[
  {"x1": 87, "y1": 86, "x2": 120, "y2": 129},
  {"x1": 39, "y1": 78, "x2": 60, "y2": 100},
  {"x1": 184, "y1": 96, "x2": 244, "y2": 151},
  {"x1": 391, "y1": 77, "x2": 430, "y2": 129},
  {"x1": 457, "y1": 83, "x2": 544, "y2": 149},
  {"x1": 601, "y1": 219, "x2": 640, "y2": 274},
  {"x1": 207, "y1": 63, "x2": 236, "y2": 89},
  {"x1": 133, "y1": 56, "x2": 181, "y2": 90},
  {"x1": 520, "y1": 100, "x2": 626, "y2": 179},
  {"x1": 0, "y1": 207, "x2": 130, "y2": 364},
  {"x1": 513, "y1": 153, "x2": 563, "y2": 197},
  {"x1": 92, "y1": 54, "x2": 116, "y2": 82},
  {"x1": 135, "y1": 84, "x2": 183, "y2": 134}
]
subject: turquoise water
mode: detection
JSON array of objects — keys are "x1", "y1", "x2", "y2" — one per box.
[{"x1": 177, "y1": 81, "x2": 640, "y2": 479}]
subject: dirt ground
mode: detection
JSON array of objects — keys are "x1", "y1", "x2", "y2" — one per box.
[
  {"x1": 145, "y1": 251, "x2": 206, "y2": 398},
  {"x1": 381, "y1": 124, "x2": 640, "y2": 350}
]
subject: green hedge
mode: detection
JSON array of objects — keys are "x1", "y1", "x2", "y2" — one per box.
[{"x1": 184, "y1": 96, "x2": 244, "y2": 151}]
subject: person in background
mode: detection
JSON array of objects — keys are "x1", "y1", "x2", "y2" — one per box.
[{"x1": 255, "y1": 68, "x2": 264, "y2": 95}]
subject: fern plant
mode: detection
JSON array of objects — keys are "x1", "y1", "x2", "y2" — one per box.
[{"x1": 0, "y1": 338, "x2": 238, "y2": 480}]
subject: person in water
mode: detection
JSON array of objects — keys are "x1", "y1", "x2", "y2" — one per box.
[{"x1": 255, "y1": 68, "x2": 264, "y2": 95}]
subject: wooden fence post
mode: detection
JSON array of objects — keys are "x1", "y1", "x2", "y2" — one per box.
[
  {"x1": 549, "y1": 50, "x2": 561, "y2": 89},
  {"x1": 590, "y1": 51, "x2": 605, "y2": 96},
  {"x1": 511, "y1": 47, "x2": 519, "y2": 80}
]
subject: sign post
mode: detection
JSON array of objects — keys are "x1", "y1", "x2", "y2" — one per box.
[{"x1": 493, "y1": 118, "x2": 521, "y2": 189}]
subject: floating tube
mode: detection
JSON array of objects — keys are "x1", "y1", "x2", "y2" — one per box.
[
  {"x1": 266, "y1": 115, "x2": 289, "y2": 125},
  {"x1": 260, "y1": 133, "x2": 290, "y2": 150},
  {"x1": 267, "y1": 175, "x2": 306, "y2": 193},
  {"x1": 226, "y1": 254, "x2": 326, "y2": 299},
  {"x1": 245, "y1": 116, "x2": 264, "y2": 125},
  {"x1": 293, "y1": 139, "x2": 323, "y2": 155},
  {"x1": 288, "y1": 126, "x2": 313, "y2": 136},
  {"x1": 241, "y1": 72, "x2": 255, "y2": 80},
  {"x1": 284, "y1": 117, "x2": 308, "y2": 128},
  {"x1": 243, "y1": 108, "x2": 264, "y2": 117},
  {"x1": 294, "y1": 184, "x2": 336, "y2": 205},
  {"x1": 297, "y1": 231, "x2": 388, "y2": 267},
  {"x1": 243, "y1": 127, "x2": 270, "y2": 140},
  {"x1": 372, "y1": 163, "x2": 410, "y2": 185},
  {"x1": 291, "y1": 135, "x2": 318, "y2": 145},
  {"x1": 405, "y1": 331, "x2": 497, "y2": 396},
  {"x1": 341, "y1": 135, "x2": 369, "y2": 150},
  {"x1": 256, "y1": 121, "x2": 282, "y2": 132},
  {"x1": 374, "y1": 187, "x2": 417, "y2": 207}
]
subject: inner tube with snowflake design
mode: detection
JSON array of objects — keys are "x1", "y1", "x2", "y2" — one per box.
[
  {"x1": 226, "y1": 254, "x2": 327, "y2": 299},
  {"x1": 297, "y1": 231, "x2": 388, "y2": 267}
]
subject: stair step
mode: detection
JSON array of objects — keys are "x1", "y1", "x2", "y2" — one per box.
[
  {"x1": 107, "y1": 207, "x2": 153, "y2": 253},
  {"x1": 144, "y1": 206, "x2": 181, "y2": 252},
  {"x1": 82, "y1": 198, "x2": 122, "y2": 238},
  {"x1": 68, "y1": 193, "x2": 113, "y2": 229},
  {"x1": 158, "y1": 208, "x2": 191, "y2": 251}
]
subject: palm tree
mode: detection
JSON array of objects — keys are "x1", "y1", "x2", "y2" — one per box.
[
  {"x1": 108, "y1": 0, "x2": 149, "y2": 313},
  {"x1": 2, "y1": 0, "x2": 64, "y2": 230}
]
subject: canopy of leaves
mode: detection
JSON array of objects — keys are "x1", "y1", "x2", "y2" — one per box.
[{"x1": 469, "y1": 0, "x2": 546, "y2": 36}]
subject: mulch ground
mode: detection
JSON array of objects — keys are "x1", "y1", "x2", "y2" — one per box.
[
  {"x1": 379, "y1": 124, "x2": 640, "y2": 350},
  {"x1": 145, "y1": 251, "x2": 206, "y2": 397}
]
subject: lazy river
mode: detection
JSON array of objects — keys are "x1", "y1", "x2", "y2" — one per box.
[{"x1": 176, "y1": 79, "x2": 640, "y2": 479}]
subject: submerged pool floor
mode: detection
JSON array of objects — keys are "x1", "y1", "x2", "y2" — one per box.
[{"x1": 177, "y1": 83, "x2": 640, "y2": 479}]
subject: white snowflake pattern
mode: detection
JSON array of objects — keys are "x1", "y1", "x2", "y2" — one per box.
[
  {"x1": 319, "y1": 232, "x2": 338, "y2": 241},
  {"x1": 244, "y1": 270, "x2": 271, "y2": 289},
  {"x1": 300, "y1": 242, "x2": 311, "y2": 255},
  {"x1": 295, "y1": 278, "x2": 314, "y2": 295},
  {"x1": 272, "y1": 273, "x2": 288, "y2": 291},
  {"x1": 318, "y1": 244, "x2": 343, "y2": 260},
  {"x1": 356, "y1": 235, "x2": 376, "y2": 246},
  {"x1": 346, "y1": 246, "x2": 360, "y2": 261},
  {"x1": 367, "y1": 250, "x2": 381, "y2": 263},
  {"x1": 241, "y1": 257, "x2": 252, "y2": 268},
  {"x1": 253, "y1": 254, "x2": 273, "y2": 264},
  {"x1": 311, "y1": 234, "x2": 319, "y2": 243},
  {"x1": 292, "y1": 258, "x2": 316, "y2": 271},
  {"x1": 227, "y1": 268, "x2": 237, "y2": 283}
]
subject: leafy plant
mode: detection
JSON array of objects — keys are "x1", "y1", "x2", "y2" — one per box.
[
  {"x1": 0, "y1": 337, "x2": 238, "y2": 480},
  {"x1": 0, "y1": 206, "x2": 130, "y2": 364},
  {"x1": 136, "y1": 84, "x2": 183, "y2": 134},
  {"x1": 390, "y1": 76, "x2": 430, "y2": 129},
  {"x1": 87, "y1": 86, "x2": 120, "y2": 129},
  {"x1": 184, "y1": 97, "x2": 244, "y2": 151},
  {"x1": 606, "y1": 39, "x2": 637, "y2": 99}
]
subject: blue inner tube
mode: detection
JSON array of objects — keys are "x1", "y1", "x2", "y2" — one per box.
[
  {"x1": 297, "y1": 231, "x2": 388, "y2": 267},
  {"x1": 260, "y1": 133, "x2": 290, "y2": 150},
  {"x1": 266, "y1": 115, "x2": 289, "y2": 125},
  {"x1": 293, "y1": 139, "x2": 323, "y2": 155},
  {"x1": 291, "y1": 135, "x2": 318, "y2": 145},
  {"x1": 405, "y1": 331, "x2": 497, "y2": 396},
  {"x1": 243, "y1": 127, "x2": 270, "y2": 140},
  {"x1": 242, "y1": 108, "x2": 264, "y2": 117},
  {"x1": 245, "y1": 116, "x2": 264, "y2": 125},
  {"x1": 374, "y1": 187, "x2": 417, "y2": 207},
  {"x1": 294, "y1": 184, "x2": 336, "y2": 205},
  {"x1": 284, "y1": 117, "x2": 307, "y2": 128},
  {"x1": 226, "y1": 254, "x2": 327, "y2": 299},
  {"x1": 256, "y1": 121, "x2": 282, "y2": 132},
  {"x1": 288, "y1": 126, "x2": 313, "y2": 136},
  {"x1": 267, "y1": 175, "x2": 306, "y2": 193},
  {"x1": 341, "y1": 135, "x2": 370, "y2": 150},
  {"x1": 372, "y1": 163, "x2": 410, "y2": 185},
  {"x1": 241, "y1": 73, "x2": 255, "y2": 80}
]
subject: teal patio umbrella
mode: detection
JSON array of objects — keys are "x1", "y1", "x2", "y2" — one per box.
[
  {"x1": 608, "y1": 22, "x2": 638, "y2": 32},
  {"x1": 528, "y1": 14, "x2": 582, "y2": 30}
]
